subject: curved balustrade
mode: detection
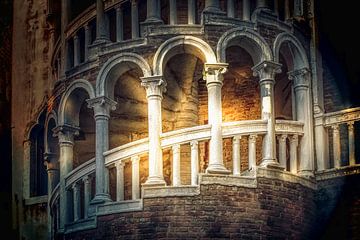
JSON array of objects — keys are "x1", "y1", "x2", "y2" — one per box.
[{"x1": 49, "y1": 119, "x2": 304, "y2": 235}]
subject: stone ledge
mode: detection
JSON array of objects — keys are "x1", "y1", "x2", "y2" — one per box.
[
  {"x1": 142, "y1": 186, "x2": 200, "y2": 198},
  {"x1": 199, "y1": 173, "x2": 258, "y2": 188},
  {"x1": 316, "y1": 164, "x2": 360, "y2": 181},
  {"x1": 97, "y1": 199, "x2": 143, "y2": 216},
  {"x1": 256, "y1": 167, "x2": 317, "y2": 189},
  {"x1": 101, "y1": 38, "x2": 148, "y2": 56},
  {"x1": 65, "y1": 217, "x2": 97, "y2": 234},
  {"x1": 24, "y1": 195, "x2": 48, "y2": 205}
]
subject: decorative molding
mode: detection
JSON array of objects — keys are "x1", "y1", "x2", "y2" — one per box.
[
  {"x1": 199, "y1": 174, "x2": 257, "y2": 188},
  {"x1": 24, "y1": 195, "x2": 48, "y2": 206},
  {"x1": 316, "y1": 165, "x2": 360, "y2": 181},
  {"x1": 142, "y1": 186, "x2": 200, "y2": 198},
  {"x1": 97, "y1": 200, "x2": 143, "y2": 216},
  {"x1": 323, "y1": 107, "x2": 360, "y2": 126}
]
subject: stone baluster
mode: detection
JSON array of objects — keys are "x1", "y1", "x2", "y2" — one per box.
[
  {"x1": 115, "y1": 161, "x2": 125, "y2": 201},
  {"x1": 83, "y1": 176, "x2": 91, "y2": 218},
  {"x1": 293, "y1": 0, "x2": 303, "y2": 18},
  {"x1": 227, "y1": 0, "x2": 235, "y2": 18},
  {"x1": 131, "y1": 0, "x2": 139, "y2": 39},
  {"x1": 73, "y1": 33, "x2": 80, "y2": 66},
  {"x1": 332, "y1": 124, "x2": 341, "y2": 168},
  {"x1": 131, "y1": 156, "x2": 140, "y2": 199},
  {"x1": 115, "y1": 5, "x2": 124, "y2": 42},
  {"x1": 284, "y1": 0, "x2": 291, "y2": 20},
  {"x1": 249, "y1": 135, "x2": 257, "y2": 171},
  {"x1": 203, "y1": 63, "x2": 230, "y2": 174},
  {"x1": 172, "y1": 144, "x2": 181, "y2": 186},
  {"x1": 290, "y1": 134, "x2": 298, "y2": 174},
  {"x1": 72, "y1": 182, "x2": 81, "y2": 222},
  {"x1": 145, "y1": 0, "x2": 162, "y2": 23},
  {"x1": 84, "y1": 24, "x2": 91, "y2": 60},
  {"x1": 95, "y1": 0, "x2": 109, "y2": 43},
  {"x1": 191, "y1": 140, "x2": 199, "y2": 185},
  {"x1": 348, "y1": 122, "x2": 356, "y2": 166},
  {"x1": 204, "y1": 0, "x2": 221, "y2": 12},
  {"x1": 278, "y1": 134, "x2": 287, "y2": 169},
  {"x1": 188, "y1": 0, "x2": 196, "y2": 24},
  {"x1": 169, "y1": 0, "x2": 177, "y2": 25},
  {"x1": 243, "y1": 0, "x2": 251, "y2": 21},
  {"x1": 232, "y1": 136, "x2": 241, "y2": 175}
]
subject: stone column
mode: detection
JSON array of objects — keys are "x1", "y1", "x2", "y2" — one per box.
[
  {"x1": 227, "y1": 0, "x2": 235, "y2": 18},
  {"x1": 131, "y1": 0, "x2": 139, "y2": 39},
  {"x1": 145, "y1": 0, "x2": 162, "y2": 23},
  {"x1": 169, "y1": 0, "x2": 177, "y2": 25},
  {"x1": 256, "y1": 0, "x2": 269, "y2": 9},
  {"x1": 60, "y1": 0, "x2": 70, "y2": 76},
  {"x1": 84, "y1": 25, "x2": 91, "y2": 60},
  {"x1": 332, "y1": 125, "x2": 341, "y2": 168},
  {"x1": 249, "y1": 135, "x2": 257, "y2": 170},
  {"x1": 204, "y1": 0, "x2": 221, "y2": 12},
  {"x1": 288, "y1": 68, "x2": 315, "y2": 176},
  {"x1": 290, "y1": 135, "x2": 298, "y2": 174},
  {"x1": 348, "y1": 122, "x2": 356, "y2": 166},
  {"x1": 278, "y1": 134, "x2": 287, "y2": 169},
  {"x1": 252, "y1": 61, "x2": 282, "y2": 167},
  {"x1": 73, "y1": 33, "x2": 80, "y2": 66},
  {"x1": 83, "y1": 176, "x2": 91, "y2": 218},
  {"x1": 284, "y1": 0, "x2": 291, "y2": 20},
  {"x1": 115, "y1": 5, "x2": 124, "y2": 42},
  {"x1": 87, "y1": 97, "x2": 117, "y2": 203},
  {"x1": 132, "y1": 156, "x2": 140, "y2": 199},
  {"x1": 53, "y1": 125, "x2": 79, "y2": 230},
  {"x1": 72, "y1": 183, "x2": 81, "y2": 222},
  {"x1": 115, "y1": 161, "x2": 125, "y2": 201},
  {"x1": 141, "y1": 76, "x2": 167, "y2": 186},
  {"x1": 242, "y1": 0, "x2": 251, "y2": 21},
  {"x1": 232, "y1": 136, "x2": 241, "y2": 175},
  {"x1": 203, "y1": 63, "x2": 230, "y2": 174},
  {"x1": 172, "y1": 144, "x2": 181, "y2": 186},
  {"x1": 315, "y1": 116, "x2": 329, "y2": 171},
  {"x1": 294, "y1": 0, "x2": 303, "y2": 18},
  {"x1": 188, "y1": 0, "x2": 196, "y2": 24},
  {"x1": 95, "y1": 0, "x2": 109, "y2": 43},
  {"x1": 44, "y1": 152, "x2": 59, "y2": 194},
  {"x1": 191, "y1": 140, "x2": 199, "y2": 185}
]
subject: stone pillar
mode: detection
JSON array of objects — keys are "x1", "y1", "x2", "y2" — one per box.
[
  {"x1": 203, "y1": 63, "x2": 230, "y2": 174},
  {"x1": 288, "y1": 68, "x2": 315, "y2": 176},
  {"x1": 290, "y1": 135, "x2": 298, "y2": 174},
  {"x1": 332, "y1": 125, "x2": 341, "y2": 168},
  {"x1": 252, "y1": 61, "x2": 282, "y2": 167},
  {"x1": 249, "y1": 135, "x2": 257, "y2": 170},
  {"x1": 315, "y1": 116, "x2": 329, "y2": 171},
  {"x1": 60, "y1": 0, "x2": 70, "y2": 76},
  {"x1": 191, "y1": 140, "x2": 199, "y2": 185},
  {"x1": 141, "y1": 76, "x2": 167, "y2": 186},
  {"x1": 256, "y1": 0, "x2": 269, "y2": 9},
  {"x1": 284, "y1": 0, "x2": 291, "y2": 20},
  {"x1": 73, "y1": 34, "x2": 80, "y2": 66},
  {"x1": 169, "y1": 0, "x2": 177, "y2": 25},
  {"x1": 83, "y1": 176, "x2": 91, "y2": 218},
  {"x1": 44, "y1": 152, "x2": 59, "y2": 194},
  {"x1": 115, "y1": 162, "x2": 125, "y2": 201},
  {"x1": 72, "y1": 183, "x2": 81, "y2": 222},
  {"x1": 84, "y1": 25, "x2": 91, "y2": 60},
  {"x1": 87, "y1": 97, "x2": 117, "y2": 203},
  {"x1": 242, "y1": 0, "x2": 251, "y2": 21},
  {"x1": 278, "y1": 134, "x2": 287, "y2": 169},
  {"x1": 227, "y1": 0, "x2": 235, "y2": 18},
  {"x1": 115, "y1": 5, "x2": 124, "y2": 42},
  {"x1": 204, "y1": 0, "x2": 221, "y2": 12},
  {"x1": 95, "y1": 0, "x2": 109, "y2": 43},
  {"x1": 294, "y1": 0, "x2": 303, "y2": 18},
  {"x1": 188, "y1": 0, "x2": 196, "y2": 24},
  {"x1": 232, "y1": 136, "x2": 241, "y2": 175},
  {"x1": 131, "y1": 0, "x2": 139, "y2": 38},
  {"x1": 145, "y1": 0, "x2": 162, "y2": 23},
  {"x1": 348, "y1": 122, "x2": 356, "y2": 166},
  {"x1": 172, "y1": 144, "x2": 181, "y2": 186},
  {"x1": 131, "y1": 156, "x2": 140, "y2": 199},
  {"x1": 53, "y1": 125, "x2": 79, "y2": 230}
]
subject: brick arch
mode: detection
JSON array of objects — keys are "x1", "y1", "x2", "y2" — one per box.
[
  {"x1": 96, "y1": 53, "x2": 152, "y2": 98},
  {"x1": 153, "y1": 35, "x2": 217, "y2": 76},
  {"x1": 58, "y1": 79, "x2": 95, "y2": 127},
  {"x1": 273, "y1": 32, "x2": 309, "y2": 71},
  {"x1": 217, "y1": 27, "x2": 273, "y2": 65}
]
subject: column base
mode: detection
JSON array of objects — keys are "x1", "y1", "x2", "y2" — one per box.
[
  {"x1": 143, "y1": 176, "x2": 166, "y2": 187},
  {"x1": 90, "y1": 193, "x2": 112, "y2": 205},
  {"x1": 92, "y1": 37, "x2": 110, "y2": 46},
  {"x1": 298, "y1": 170, "x2": 315, "y2": 178},
  {"x1": 206, "y1": 164, "x2": 231, "y2": 174},
  {"x1": 260, "y1": 159, "x2": 282, "y2": 169}
]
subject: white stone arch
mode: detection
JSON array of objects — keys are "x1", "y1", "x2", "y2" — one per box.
[
  {"x1": 153, "y1": 35, "x2": 217, "y2": 76},
  {"x1": 217, "y1": 27, "x2": 273, "y2": 64},
  {"x1": 96, "y1": 53, "x2": 152, "y2": 98},
  {"x1": 44, "y1": 110, "x2": 58, "y2": 153},
  {"x1": 58, "y1": 79, "x2": 95, "y2": 126},
  {"x1": 273, "y1": 32, "x2": 309, "y2": 70}
]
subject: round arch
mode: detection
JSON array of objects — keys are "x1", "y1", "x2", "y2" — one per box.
[
  {"x1": 153, "y1": 35, "x2": 217, "y2": 76},
  {"x1": 273, "y1": 32, "x2": 309, "y2": 70},
  {"x1": 96, "y1": 53, "x2": 152, "y2": 98},
  {"x1": 44, "y1": 110, "x2": 58, "y2": 153},
  {"x1": 58, "y1": 79, "x2": 95, "y2": 126},
  {"x1": 217, "y1": 27, "x2": 273, "y2": 64}
]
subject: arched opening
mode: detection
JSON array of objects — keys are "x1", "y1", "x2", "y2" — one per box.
[{"x1": 45, "y1": 115, "x2": 60, "y2": 189}]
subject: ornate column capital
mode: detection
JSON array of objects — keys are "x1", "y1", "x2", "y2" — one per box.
[
  {"x1": 141, "y1": 76, "x2": 167, "y2": 99},
  {"x1": 252, "y1": 61, "x2": 282, "y2": 83},
  {"x1": 249, "y1": 134, "x2": 258, "y2": 143},
  {"x1": 53, "y1": 124, "x2": 80, "y2": 145},
  {"x1": 288, "y1": 68, "x2": 311, "y2": 89},
  {"x1": 87, "y1": 96, "x2": 117, "y2": 119},
  {"x1": 131, "y1": 155, "x2": 140, "y2": 164},
  {"x1": 347, "y1": 121, "x2": 355, "y2": 130},
  {"x1": 278, "y1": 134, "x2": 288, "y2": 142},
  {"x1": 290, "y1": 134, "x2": 299, "y2": 144},
  {"x1": 203, "y1": 63, "x2": 228, "y2": 86},
  {"x1": 44, "y1": 152, "x2": 59, "y2": 170}
]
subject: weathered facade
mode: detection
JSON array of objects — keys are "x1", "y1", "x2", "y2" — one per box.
[{"x1": 10, "y1": 0, "x2": 360, "y2": 239}]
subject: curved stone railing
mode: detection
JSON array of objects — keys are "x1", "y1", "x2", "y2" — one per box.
[{"x1": 49, "y1": 119, "x2": 304, "y2": 235}]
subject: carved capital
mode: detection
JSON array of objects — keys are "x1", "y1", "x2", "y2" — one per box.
[
  {"x1": 288, "y1": 68, "x2": 311, "y2": 89},
  {"x1": 131, "y1": 155, "x2": 140, "y2": 164},
  {"x1": 82, "y1": 175, "x2": 91, "y2": 184},
  {"x1": 347, "y1": 121, "x2": 354, "y2": 131},
  {"x1": 115, "y1": 161, "x2": 125, "y2": 169},
  {"x1": 172, "y1": 144, "x2": 180, "y2": 154},
  {"x1": 252, "y1": 61, "x2": 282, "y2": 83},
  {"x1": 87, "y1": 96, "x2": 117, "y2": 119},
  {"x1": 141, "y1": 76, "x2": 167, "y2": 99},
  {"x1": 233, "y1": 135, "x2": 241, "y2": 144},
  {"x1": 331, "y1": 124, "x2": 340, "y2": 132},
  {"x1": 290, "y1": 134, "x2": 299, "y2": 144},
  {"x1": 53, "y1": 124, "x2": 80, "y2": 145},
  {"x1": 249, "y1": 134, "x2": 257, "y2": 143},
  {"x1": 190, "y1": 140, "x2": 199, "y2": 150},
  {"x1": 203, "y1": 63, "x2": 228, "y2": 86},
  {"x1": 278, "y1": 134, "x2": 288, "y2": 142}
]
